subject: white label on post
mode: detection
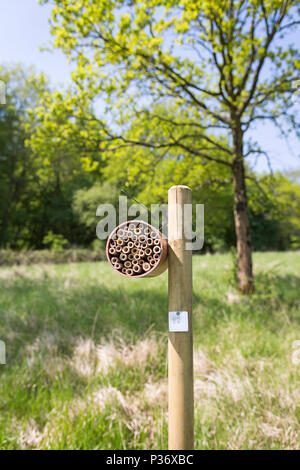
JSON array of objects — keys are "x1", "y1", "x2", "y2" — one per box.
[{"x1": 169, "y1": 311, "x2": 189, "y2": 332}]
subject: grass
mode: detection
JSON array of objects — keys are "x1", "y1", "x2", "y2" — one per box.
[{"x1": 0, "y1": 251, "x2": 299, "y2": 450}]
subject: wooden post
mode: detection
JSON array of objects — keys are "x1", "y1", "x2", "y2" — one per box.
[{"x1": 168, "y1": 185, "x2": 194, "y2": 450}]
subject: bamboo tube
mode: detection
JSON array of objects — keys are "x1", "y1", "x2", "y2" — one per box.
[
  {"x1": 122, "y1": 267, "x2": 127, "y2": 274},
  {"x1": 117, "y1": 229, "x2": 125, "y2": 238},
  {"x1": 143, "y1": 262, "x2": 151, "y2": 272},
  {"x1": 126, "y1": 268, "x2": 133, "y2": 276},
  {"x1": 109, "y1": 247, "x2": 116, "y2": 255},
  {"x1": 111, "y1": 257, "x2": 119, "y2": 264},
  {"x1": 168, "y1": 185, "x2": 193, "y2": 450},
  {"x1": 114, "y1": 262, "x2": 123, "y2": 270},
  {"x1": 153, "y1": 253, "x2": 160, "y2": 260},
  {"x1": 150, "y1": 231, "x2": 157, "y2": 239},
  {"x1": 124, "y1": 261, "x2": 132, "y2": 268},
  {"x1": 128, "y1": 223, "x2": 136, "y2": 231},
  {"x1": 149, "y1": 259, "x2": 156, "y2": 266},
  {"x1": 153, "y1": 245, "x2": 161, "y2": 254},
  {"x1": 154, "y1": 238, "x2": 160, "y2": 245},
  {"x1": 106, "y1": 219, "x2": 168, "y2": 278},
  {"x1": 120, "y1": 253, "x2": 127, "y2": 261},
  {"x1": 133, "y1": 264, "x2": 142, "y2": 274}
]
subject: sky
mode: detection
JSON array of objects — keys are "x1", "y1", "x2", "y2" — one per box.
[{"x1": 0, "y1": 0, "x2": 299, "y2": 174}]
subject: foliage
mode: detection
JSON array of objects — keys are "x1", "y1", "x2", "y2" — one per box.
[
  {"x1": 1, "y1": 51, "x2": 299, "y2": 253},
  {"x1": 72, "y1": 182, "x2": 119, "y2": 233},
  {"x1": 42, "y1": 231, "x2": 68, "y2": 252},
  {"x1": 39, "y1": 0, "x2": 300, "y2": 291},
  {"x1": 248, "y1": 172, "x2": 300, "y2": 250},
  {"x1": 0, "y1": 4, "x2": 300, "y2": 258},
  {"x1": 0, "y1": 65, "x2": 40, "y2": 248},
  {"x1": 0, "y1": 65, "x2": 99, "y2": 249},
  {"x1": 41, "y1": 0, "x2": 300, "y2": 165}
]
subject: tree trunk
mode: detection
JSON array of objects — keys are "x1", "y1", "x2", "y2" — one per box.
[{"x1": 232, "y1": 127, "x2": 254, "y2": 294}]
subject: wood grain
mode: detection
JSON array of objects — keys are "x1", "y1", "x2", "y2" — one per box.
[{"x1": 168, "y1": 185, "x2": 194, "y2": 450}]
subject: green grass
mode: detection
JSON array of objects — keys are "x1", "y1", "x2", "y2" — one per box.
[{"x1": 0, "y1": 252, "x2": 299, "y2": 449}]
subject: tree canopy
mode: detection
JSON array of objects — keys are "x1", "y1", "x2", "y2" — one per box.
[
  {"x1": 1, "y1": 2, "x2": 299, "y2": 292},
  {"x1": 38, "y1": 0, "x2": 300, "y2": 291}
]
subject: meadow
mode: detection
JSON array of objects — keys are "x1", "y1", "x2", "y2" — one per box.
[{"x1": 0, "y1": 251, "x2": 299, "y2": 450}]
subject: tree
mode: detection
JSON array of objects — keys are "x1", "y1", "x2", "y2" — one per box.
[
  {"x1": 72, "y1": 181, "x2": 119, "y2": 246},
  {"x1": 250, "y1": 172, "x2": 300, "y2": 250},
  {"x1": 42, "y1": 0, "x2": 300, "y2": 291},
  {"x1": 26, "y1": 77, "x2": 114, "y2": 247},
  {"x1": 0, "y1": 65, "x2": 41, "y2": 247},
  {"x1": 101, "y1": 104, "x2": 235, "y2": 251},
  {"x1": 0, "y1": 65, "x2": 101, "y2": 249}
]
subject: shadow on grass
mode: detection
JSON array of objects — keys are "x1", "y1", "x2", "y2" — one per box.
[
  {"x1": 192, "y1": 271, "x2": 300, "y2": 337},
  {"x1": 1, "y1": 270, "x2": 299, "y2": 363},
  {"x1": 254, "y1": 271, "x2": 300, "y2": 303},
  {"x1": 0, "y1": 276, "x2": 168, "y2": 363}
]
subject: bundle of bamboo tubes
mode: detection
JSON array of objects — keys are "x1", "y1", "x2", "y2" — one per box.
[{"x1": 106, "y1": 220, "x2": 168, "y2": 278}]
